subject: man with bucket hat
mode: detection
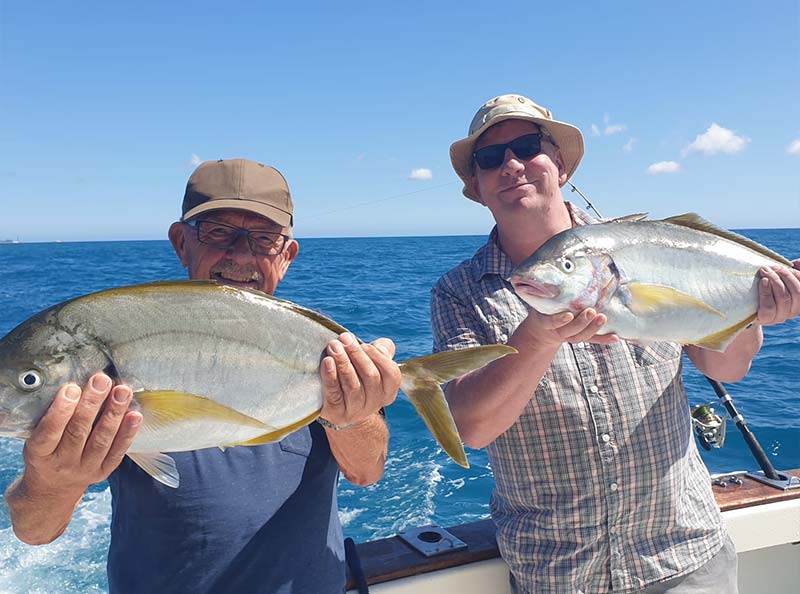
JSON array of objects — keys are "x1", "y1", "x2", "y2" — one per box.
[
  {"x1": 432, "y1": 94, "x2": 800, "y2": 593},
  {"x1": 6, "y1": 158, "x2": 401, "y2": 594}
]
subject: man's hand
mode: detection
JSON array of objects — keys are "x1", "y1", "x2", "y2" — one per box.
[
  {"x1": 318, "y1": 333, "x2": 401, "y2": 428},
  {"x1": 757, "y1": 260, "x2": 800, "y2": 326},
  {"x1": 22, "y1": 372, "x2": 142, "y2": 494},
  {"x1": 520, "y1": 308, "x2": 620, "y2": 348}
]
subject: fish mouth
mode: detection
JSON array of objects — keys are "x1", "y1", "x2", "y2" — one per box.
[{"x1": 510, "y1": 275, "x2": 561, "y2": 300}]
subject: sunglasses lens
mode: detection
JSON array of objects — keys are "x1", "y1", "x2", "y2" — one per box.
[
  {"x1": 510, "y1": 135, "x2": 542, "y2": 159},
  {"x1": 474, "y1": 146, "x2": 504, "y2": 170}
]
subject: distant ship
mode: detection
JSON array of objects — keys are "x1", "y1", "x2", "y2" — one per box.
[{"x1": 0, "y1": 239, "x2": 20, "y2": 244}]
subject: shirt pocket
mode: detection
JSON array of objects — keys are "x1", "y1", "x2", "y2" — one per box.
[
  {"x1": 626, "y1": 341, "x2": 683, "y2": 367},
  {"x1": 279, "y1": 427, "x2": 313, "y2": 458}
]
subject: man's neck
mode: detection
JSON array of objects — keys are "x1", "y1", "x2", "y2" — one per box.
[{"x1": 495, "y1": 199, "x2": 573, "y2": 265}]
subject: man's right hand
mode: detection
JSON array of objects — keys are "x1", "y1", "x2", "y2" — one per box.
[
  {"x1": 5, "y1": 372, "x2": 142, "y2": 545},
  {"x1": 520, "y1": 308, "x2": 620, "y2": 347},
  {"x1": 21, "y1": 372, "x2": 141, "y2": 495}
]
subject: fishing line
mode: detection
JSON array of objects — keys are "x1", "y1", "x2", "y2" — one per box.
[{"x1": 304, "y1": 181, "x2": 459, "y2": 221}]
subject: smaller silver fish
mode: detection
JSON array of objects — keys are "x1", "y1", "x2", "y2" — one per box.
[{"x1": 510, "y1": 213, "x2": 794, "y2": 351}]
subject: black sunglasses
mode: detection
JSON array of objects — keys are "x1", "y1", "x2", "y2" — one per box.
[{"x1": 472, "y1": 133, "x2": 543, "y2": 170}]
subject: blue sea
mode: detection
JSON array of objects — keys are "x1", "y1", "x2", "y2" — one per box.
[{"x1": 0, "y1": 230, "x2": 798, "y2": 593}]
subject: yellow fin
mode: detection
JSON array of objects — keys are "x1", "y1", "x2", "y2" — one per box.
[
  {"x1": 398, "y1": 345, "x2": 517, "y2": 468},
  {"x1": 662, "y1": 213, "x2": 793, "y2": 266},
  {"x1": 134, "y1": 390, "x2": 275, "y2": 431},
  {"x1": 626, "y1": 283, "x2": 724, "y2": 318},
  {"x1": 225, "y1": 410, "x2": 321, "y2": 447},
  {"x1": 127, "y1": 452, "x2": 180, "y2": 488},
  {"x1": 693, "y1": 314, "x2": 758, "y2": 352}
]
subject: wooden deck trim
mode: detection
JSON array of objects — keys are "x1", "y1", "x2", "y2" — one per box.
[{"x1": 346, "y1": 469, "x2": 800, "y2": 589}]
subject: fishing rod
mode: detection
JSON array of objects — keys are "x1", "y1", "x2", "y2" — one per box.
[{"x1": 569, "y1": 182, "x2": 799, "y2": 491}]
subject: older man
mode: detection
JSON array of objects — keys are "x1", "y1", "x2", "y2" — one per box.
[
  {"x1": 5, "y1": 158, "x2": 401, "y2": 594},
  {"x1": 431, "y1": 94, "x2": 800, "y2": 594}
]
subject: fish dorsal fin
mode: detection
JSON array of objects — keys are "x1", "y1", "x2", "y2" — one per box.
[
  {"x1": 134, "y1": 390, "x2": 275, "y2": 431},
  {"x1": 662, "y1": 213, "x2": 792, "y2": 266},
  {"x1": 127, "y1": 452, "x2": 180, "y2": 488},
  {"x1": 97, "y1": 280, "x2": 351, "y2": 336},
  {"x1": 607, "y1": 212, "x2": 649, "y2": 223}
]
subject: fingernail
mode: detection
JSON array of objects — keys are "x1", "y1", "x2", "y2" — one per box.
[
  {"x1": 64, "y1": 385, "x2": 81, "y2": 402},
  {"x1": 112, "y1": 387, "x2": 131, "y2": 404},
  {"x1": 129, "y1": 413, "x2": 142, "y2": 428},
  {"x1": 91, "y1": 374, "x2": 111, "y2": 392},
  {"x1": 329, "y1": 341, "x2": 343, "y2": 355},
  {"x1": 323, "y1": 358, "x2": 336, "y2": 373},
  {"x1": 340, "y1": 333, "x2": 354, "y2": 346}
]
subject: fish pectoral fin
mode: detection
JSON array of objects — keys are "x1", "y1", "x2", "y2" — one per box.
[
  {"x1": 127, "y1": 452, "x2": 180, "y2": 488},
  {"x1": 134, "y1": 390, "x2": 275, "y2": 431},
  {"x1": 693, "y1": 314, "x2": 757, "y2": 352},
  {"x1": 623, "y1": 283, "x2": 724, "y2": 318},
  {"x1": 398, "y1": 345, "x2": 517, "y2": 469},
  {"x1": 224, "y1": 410, "x2": 321, "y2": 447}
]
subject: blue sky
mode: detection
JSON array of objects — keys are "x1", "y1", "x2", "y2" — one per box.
[{"x1": 1, "y1": 1, "x2": 798, "y2": 242}]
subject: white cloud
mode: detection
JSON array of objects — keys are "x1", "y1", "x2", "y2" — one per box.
[
  {"x1": 190, "y1": 154, "x2": 202, "y2": 166},
  {"x1": 604, "y1": 124, "x2": 627, "y2": 136},
  {"x1": 623, "y1": 138, "x2": 636, "y2": 153},
  {"x1": 409, "y1": 168, "x2": 433, "y2": 180},
  {"x1": 684, "y1": 123, "x2": 750, "y2": 156},
  {"x1": 647, "y1": 161, "x2": 681, "y2": 175},
  {"x1": 591, "y1": 124, "x2": 601, "y2": 136},
  {"x1": 787, "y1": 139, "x2": 800, "y2": 155}
]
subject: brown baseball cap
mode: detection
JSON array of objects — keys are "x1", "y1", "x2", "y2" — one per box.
[
  {"x1": 181, "y1": 159, "x2": 294, "y2": 227},
  {"x1": 450, "y1": 94, "x2": 585, "y2": 202}
]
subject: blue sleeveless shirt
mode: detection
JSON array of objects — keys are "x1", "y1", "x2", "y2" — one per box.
[{"x1": 106, "y1": 422, "x2": 345, "y2": 594}]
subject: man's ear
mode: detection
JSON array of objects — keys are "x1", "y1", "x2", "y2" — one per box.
[
  {"x1": 555, "y1": 150, "x2": 568, "y2": 187},
  {"x1": 275, "y1": 238, "x2": 299, "y2": 281},
  {"x1": 168, "y1": 222, "x2": 188, "y2": 267}
]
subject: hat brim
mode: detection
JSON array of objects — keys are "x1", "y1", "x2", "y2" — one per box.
[
  {"x1": 182, "y1": 199, "x2": 293, "y2": 228},
  {"x1": 450, "y1": 114, "x2": 584, "y2": 202}
]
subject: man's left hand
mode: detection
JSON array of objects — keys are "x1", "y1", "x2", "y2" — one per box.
[
  {"x1": 757, "y1": 260, "x2": 800, "y2": 326},
  {"x1": 319, "y1": 333, "x2": 401, "y2": 429}
]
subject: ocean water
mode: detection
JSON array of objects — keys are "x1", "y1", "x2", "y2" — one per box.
[{"x1": 0, "y1": 229, "x2": 798, "y2": 593}]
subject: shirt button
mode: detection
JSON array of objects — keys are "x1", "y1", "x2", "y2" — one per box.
[
  {"x1": 601, "y1": 434, "x2": 611, "y2": 443},
  {"x1": 589, "y1": 385, "x2": 599, "y2": 394},
  {"x1": 574, "y1": 342, "x2": 584, "y2": 349},
  {"x1": 610, "y1": 482, "x2": 619, "y2": 492}
]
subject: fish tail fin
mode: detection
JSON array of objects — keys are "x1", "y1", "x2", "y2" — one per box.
[{"x1": 398, "y1": 345, "x2": 516, "y2": 468}]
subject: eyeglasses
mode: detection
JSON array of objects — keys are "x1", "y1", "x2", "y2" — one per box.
[
  {"x1": 185, "y1": 220, "x2": 290, "y2": 256},
  {"x1": 472, "y1": 133, "x2": 544, "y2": 170}
]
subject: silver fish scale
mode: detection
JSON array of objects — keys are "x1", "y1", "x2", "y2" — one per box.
[{"x1": 54, "y1": 284, "x2": 338, "y2": 452}]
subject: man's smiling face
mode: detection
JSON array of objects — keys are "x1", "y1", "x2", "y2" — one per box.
[{"x1": 169, "y1": 209, "x2": 298, "y2": 295}]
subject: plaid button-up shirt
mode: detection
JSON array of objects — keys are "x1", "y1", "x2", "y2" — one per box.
[{"x1": 430, "y1": 204, "x2": 725, "y2": 594}]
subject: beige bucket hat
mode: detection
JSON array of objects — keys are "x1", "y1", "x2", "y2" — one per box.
[
  {"x1": 181, "y1": 159, "x2": 294, "y2": 227},
  {"x1": 450, "y1": 94, "x2": 585, "y2": 201}
]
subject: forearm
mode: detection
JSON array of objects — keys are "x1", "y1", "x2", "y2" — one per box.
[
  {"x1": 447, "y1": 328, "x2": 559, "y2": 449},
  {"x1": 4, "y1": 472, "x2": 85, "y2": 545},
  {"x1": 686, "y1": 323, "x2": 763, "y2": 382},
  {"x1": 326, "y1": 413, "x2": 388, "y2": 486}
]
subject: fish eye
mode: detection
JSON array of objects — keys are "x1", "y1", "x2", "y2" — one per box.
[
  {"x1": 18, "y1": 370, "x2": 43, "y2": 391},
  {"x1": 559, "y1": 258, "x2": 575, "y2": 273}
]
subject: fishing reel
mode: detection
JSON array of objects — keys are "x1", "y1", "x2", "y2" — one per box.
[{"x1": 691, "y1": 403, "x2": 729, "y2": 450}]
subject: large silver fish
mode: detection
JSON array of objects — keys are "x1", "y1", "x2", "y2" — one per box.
[
  {"x1": 0, "y1": 281, "x2": 515, "y2": 487},
  {"x1": 510, "y1": 213, "x2": 794, "y2": 351}
]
